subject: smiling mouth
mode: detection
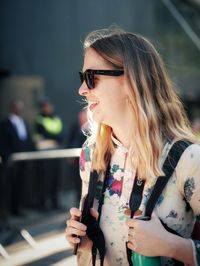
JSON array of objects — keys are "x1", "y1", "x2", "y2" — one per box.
[{"x1": 89, "y1": 101, "x2": 99, "y2": 111}]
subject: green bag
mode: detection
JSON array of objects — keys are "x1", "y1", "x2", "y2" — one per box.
[{"x1": 132, "y1": 252, "x2": 161, "y2": 266}]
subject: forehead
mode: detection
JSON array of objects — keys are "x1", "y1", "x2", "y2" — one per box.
[{"x1": 83, "y1": 48, "x2": 110, "y2": 71}]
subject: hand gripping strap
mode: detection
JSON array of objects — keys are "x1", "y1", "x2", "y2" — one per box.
[
  {"x1": 127, "y1": 140, "x2": 192, "y2": 266},
  {"x1": 80, "y1": 170, "x2": 106, "y2": 266},
  {"x1": 125, "y1": 176, "x2": 145, "y2": 266}
]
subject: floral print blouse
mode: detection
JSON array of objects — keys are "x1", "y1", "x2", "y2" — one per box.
[{"x1": 79, "y1": 137, "x2": 200, "y2": 266}]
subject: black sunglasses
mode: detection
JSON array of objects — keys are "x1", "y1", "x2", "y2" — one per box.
[{"x1": 79, "y1": 69, "x2": 124, "y2": 90}]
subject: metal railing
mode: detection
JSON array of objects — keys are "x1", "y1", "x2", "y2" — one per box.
[
  {"x1": 0, "y1": 148, "x2": 81, "y2": 260},
  {"x1": 8, "y1": 148, "x2": 81, "y2": 163}
]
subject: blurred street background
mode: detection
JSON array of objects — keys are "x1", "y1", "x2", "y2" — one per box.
[{"x1": 0, "y1": 0, "x2": 200, "y2": 265}]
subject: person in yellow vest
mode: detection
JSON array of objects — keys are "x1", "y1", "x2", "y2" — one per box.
[
  {"x1": 35, "y1": 98, "x2": 64, "y2": 209},
  {"x1": 35, "y1": 98, "x2": 64, "y2": 149}
]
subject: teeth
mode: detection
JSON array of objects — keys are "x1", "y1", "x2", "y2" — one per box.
[{"x1": 89, "y1": 101, "x2": 99, "y2": 105}]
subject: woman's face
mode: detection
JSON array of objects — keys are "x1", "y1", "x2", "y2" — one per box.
[{"x1": 79, "y1": 48, "x2": 130, "y2": 127}]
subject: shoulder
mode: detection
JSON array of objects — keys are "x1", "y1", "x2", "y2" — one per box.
[
  {"x1": 54, "y1": 115, "x2": 62, "y2": 120},
  {"x1": 1, "y1": 118, "x2": 10, "y2": 125},
  {"x1": 176, "y1": 143, "x2": 200, "y2": 209},
  {"x1": 178, "y1": 143, "x2": 200, "y2": 168},
  {"x1": 35, "y1": 114, "x2": 43, "y2": 123},
  {"x1": 0, "y1": 118, "x2": 13, "y2": 130}
]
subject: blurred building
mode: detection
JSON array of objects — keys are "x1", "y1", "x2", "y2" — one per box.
[{"x1": 0, "y1": 0, "x2": 199, "y2": 131}]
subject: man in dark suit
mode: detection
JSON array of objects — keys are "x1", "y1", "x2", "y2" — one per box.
[{"x1": 0, "y1": 100, "x2": 34, "y2": 216}]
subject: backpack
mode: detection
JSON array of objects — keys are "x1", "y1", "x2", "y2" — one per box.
[{"x1": 77, "y1": 140, "x2": 199, "y2": 266}]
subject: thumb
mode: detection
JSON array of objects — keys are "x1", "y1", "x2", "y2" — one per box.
[
  {"x1": 151, "y1": 212, "x2": 160, "y2": 222},
  {"x1": 151, "y1": 212, "x2": 158, "y2": 218},
  {"x1": 90, "y1": 208, "x2": 99, "y2": 220}
]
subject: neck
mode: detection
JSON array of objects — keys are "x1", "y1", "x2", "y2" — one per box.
[{"x1": 111, "y1": 118, "x2": 133, "y2": 148}]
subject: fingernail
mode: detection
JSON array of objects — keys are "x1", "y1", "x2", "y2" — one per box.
[
  {"x1": 75, "y1": 238, "x2": 80, "y2": 243},
  {"x1": 81, "y1": 225, "x2": 87, "y2": 230}
]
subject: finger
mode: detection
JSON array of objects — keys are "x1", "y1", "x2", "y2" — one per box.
[
  {"x1": 65, "y1": 228, "x2": 81, "y2": 246},
  {"x1": 90, "y1": 208, "x2": 99, "y2": 220},
  {"x1": 70, "y1": 207, "x2": 82, "y2": 220},
  {"x1": 151, "y1": 212, "x2": 159, "y2": 220},
  {"x1": 66, "y1": 234, "x2": 81, "y2": 245},
  {"x1": 66, "y1": 226, "x2": 87, "y2": 238},
  {"x1": 126, "y1": 218, "x2": 135, "y2": 228},
  {"x1": 127, "y1": 233, "x2": 134, "y2": 243},
  {"x1": 66, "y1": 219, "x2": 87, "y2": 231},
  {"x1": 128, "y1": 227, "x2": 135, "y2": 237},
  {"x1": 127, "y1": 241, "x2": 138, "y2": 252}
]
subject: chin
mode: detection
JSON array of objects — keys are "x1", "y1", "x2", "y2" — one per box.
[
  {"x1": 91, "y1": 112, "x2": 112, "y2": 127},
  {"x1": 91, "y1": 113, "x2": 103, "y2": 124}
]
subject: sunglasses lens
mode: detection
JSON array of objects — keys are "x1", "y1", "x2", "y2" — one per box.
[
  {"x1": 79, "y1": 72, "x2": 93, "y2": 89},
  {"x1": 85, "y1": 72, "x2": 94, "y2": 89}
]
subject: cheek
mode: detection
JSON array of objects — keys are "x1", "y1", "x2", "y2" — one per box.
[
  {"x1": 110, "y1": 93, "x2": 128, "y2": 110},
  {"x1": 97, "y1": 80, "x2": 128, "y2": 111},
  {"x1": 110, "y1": 81, "x2": 128, "y2": 106}
]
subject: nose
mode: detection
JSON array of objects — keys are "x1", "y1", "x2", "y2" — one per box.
[{"x1": 79, "y1": 82, "x2": 90, "y2": 96}]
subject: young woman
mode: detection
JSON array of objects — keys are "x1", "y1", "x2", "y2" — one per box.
[{"x1": 65, "y1": 27, "x2": 200, "y2": 266}]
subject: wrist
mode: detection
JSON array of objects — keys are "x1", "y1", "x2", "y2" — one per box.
[
  {"x1": 161, "y1": 233, "x2": 194, "y2": 264},
  {"x1": 159, "y1": 232, "x2": 177, "y2": 258},
  {"x1": 166, "y1": 233, "x2": 181, "y2": 259}
]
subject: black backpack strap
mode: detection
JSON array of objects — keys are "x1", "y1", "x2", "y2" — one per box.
[
  {"x1": 129, "y1": 176, "x2": 145, "y2": 218},
  {"x1": 126, "y1": 176, "x2": 145, "y2": 266},
  {"x1": 83, "y1": 170, "x2": 99, "y2": 218},
  {"x1": 144, "y1": 140, "x2": 192, "y2": 266},
  {"x1": 80, "y1": 170, "x2": 106, "y2": 266},
  {"x1": 144, "y1": 140, "x2": 192, "y2": 217},
  {"x1": 73, "y1": 170, "x2": 99, "y2": 256},
  {"x1": 90, "y1": 160, "x2": 111, "y2": 266}
]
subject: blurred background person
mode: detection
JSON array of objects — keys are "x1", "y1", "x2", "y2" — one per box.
[
  {"x1": 34, "y1": 98, "x2": 64, "y2": 210},
  {"x1": 0, "y1": 100, "x2": 34, "y2": 162},
  {"x1": 35, "y1": 97, "x2": 64, "y2": 149},
  {"x1": 0, "y1": 100, "x2": 35, "y2": 216}
]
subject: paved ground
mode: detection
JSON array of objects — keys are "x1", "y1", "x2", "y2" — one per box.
[{"x1": 0, "y1": 209, "x2": 77, "y2": 266}]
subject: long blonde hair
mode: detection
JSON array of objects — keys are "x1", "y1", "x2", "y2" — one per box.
[{"x1": 83, "y1": 27, "x2": 196, "y2": 180}]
